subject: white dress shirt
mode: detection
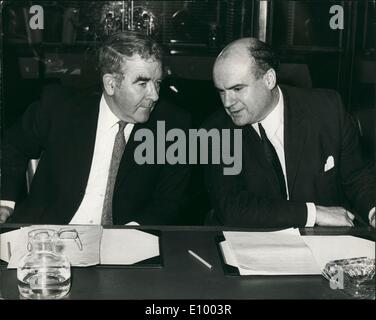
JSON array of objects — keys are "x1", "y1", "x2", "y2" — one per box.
[
  {"x1": 0, "y1": 95, "x2": 134, "y2": 224},
  {"x1": 251, "y1": 86, "x2": 316, "y2": 227},
  {"x1": 69, "y1": 95, "x2": 134, "y2": 224},
  {"x1": 1, "y1": 90, "x2": 375, "y2": 226}
]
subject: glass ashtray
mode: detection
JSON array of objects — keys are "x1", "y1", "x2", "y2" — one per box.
[{"x1": 323, "y1": 257, "x2": 375, "y2": 299}]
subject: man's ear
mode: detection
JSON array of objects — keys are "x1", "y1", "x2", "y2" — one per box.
[
  {"x1": 263, "y1": 68, "x2": 277, "y2": 90},
  {"x1": 103, "y1": 74, "x2": 115, "y2": 95}
]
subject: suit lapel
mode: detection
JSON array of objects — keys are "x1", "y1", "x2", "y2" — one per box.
[
  {"x1": 114, "y1": 122, "x2": 146, "y2": 189},
  {"x1": 283, "y1": 87, "x2": 308, "y2": 197},
  {"x1": 244, "y1": 124, "x2": 281, "y2": 193},
  {"x1": 220, "y1": 110, "x2": 281, "y2": 194},
  {"x1": 69, "y1": 93, "x2": 100, "y2": 196}
]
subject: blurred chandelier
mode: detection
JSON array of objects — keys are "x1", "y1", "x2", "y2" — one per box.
[{"x1": 100, "y1": 1, "x2": 158, "y2": 36}]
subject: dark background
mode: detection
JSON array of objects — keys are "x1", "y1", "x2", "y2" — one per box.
[{"x1": 1, "y1": 0, "x2": 375, "y2": 224}]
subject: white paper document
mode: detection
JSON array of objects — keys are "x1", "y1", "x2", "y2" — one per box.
[
  {"x1": 301, "y1": 235, "x2": 375, "y2": 270},
  {"x1": 0, "y1": 226, "x2": 160, "y2": 269},
  {"x1": 100, "y1": 229, "x2": 159, "y2": 265},
  {"x1": 222, "y1": 228, "x2": 321, "y2": 275},
  {"x1": 221, "y1": 228, "x2": 375, "y2": 276}
]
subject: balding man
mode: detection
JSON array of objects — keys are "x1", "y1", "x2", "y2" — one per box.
[{"x1": 204, "y1": 37, "x2": 376, "y2": 228}]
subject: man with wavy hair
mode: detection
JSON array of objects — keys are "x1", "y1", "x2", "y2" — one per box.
[{"x1": 1, "y1": 32, "x2": 190, "y2": 225}]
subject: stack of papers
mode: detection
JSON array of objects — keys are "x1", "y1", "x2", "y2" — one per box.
[
  {"x1": 0, "y1": 225, "x2": 160, "y2": 269},
  {"x1": 220, "y1": 228, "x2": 375, "y2": 276},
  {"x1": 221, "y1": 228, "x2": 321, "y2": 275}
]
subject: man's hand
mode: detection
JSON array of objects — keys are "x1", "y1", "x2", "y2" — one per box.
[
  {"x1": 0, "y1": 206, "x2": 14, "y2": 224},
  {"x1": 369, "y1": 208, "x2": 375, "y2": 228},
  {"x1": 370, "y1": 215, "x2": 375, "y2": 228},
  {"x1": 315, "y1": 206, "x2": 355, "y2": 227}
]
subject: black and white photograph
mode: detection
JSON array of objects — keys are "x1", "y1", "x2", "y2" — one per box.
[{"x1": 0, "y1": 0, "x2": 375, "y2": 309}]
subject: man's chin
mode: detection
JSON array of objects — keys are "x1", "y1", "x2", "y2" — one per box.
[
  {"x1": 136, "y1": 117, "x2": 149, "y2": 124},
  {"x1": 230, "y1": 115, "x2": 248, "y2": 127},
  {"x1": 135, "y1": 109, "x2": 153, "y2": 123}
]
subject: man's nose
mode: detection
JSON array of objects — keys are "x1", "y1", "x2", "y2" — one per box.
[
  {"x1": 222, "y1": 91, "x2": 235, "y2": 108},
  {"x1": 147, "y1": 83, "x2": 159, "y2": 102}
]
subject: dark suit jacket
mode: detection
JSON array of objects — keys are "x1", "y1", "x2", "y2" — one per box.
[
  {"x1": 204, "y1": 85, "x2": 376, "y2": 227},
  {"x1": 2, "y1": 85, "x2": 191, "y2": 225}
]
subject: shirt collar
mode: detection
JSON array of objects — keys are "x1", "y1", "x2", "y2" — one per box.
[
  {"x1": 255, "y1": 85, "x2": 284, "y2": 138},
  {"x1": 98, "y1": 94, "x2": 121, "y2": 131}
]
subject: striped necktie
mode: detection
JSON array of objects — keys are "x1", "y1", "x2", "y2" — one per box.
[{"x1": 101, "y1": 120, "x2": 127, "y2": 225}]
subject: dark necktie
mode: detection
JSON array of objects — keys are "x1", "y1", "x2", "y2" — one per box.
[
  {"x1": 258, "y1": 123, "x2": 287, "y2": 199},
  {"x1": 101, "y1": 120, "x2": 127, "y2": 225}
]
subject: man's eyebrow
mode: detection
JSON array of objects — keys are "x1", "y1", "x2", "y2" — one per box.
[
  {"x1": 216, "y1": 84, "x2": 246, "y2": 91},
  {"x1": 133, "y1": 76, "x2": 151, "y2": 83}
]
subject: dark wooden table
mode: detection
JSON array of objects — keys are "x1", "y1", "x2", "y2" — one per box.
[{"x1": 0, "y1": 225, "x2": 375, "y2": 300}]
